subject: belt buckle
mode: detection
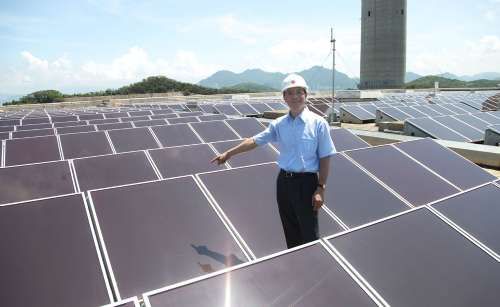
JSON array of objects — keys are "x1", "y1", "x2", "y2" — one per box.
[{"x1": 284, "y1": 171, "x2": 294, "y2": 178}]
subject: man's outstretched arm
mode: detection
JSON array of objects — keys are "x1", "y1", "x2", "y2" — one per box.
[{"x1": 211, "y1": 138, "x2": 258, "y2": 165}]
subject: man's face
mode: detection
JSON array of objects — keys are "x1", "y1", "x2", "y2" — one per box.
[{"x1": 283, "y1": 87, "x2": 307, "y2": 113}]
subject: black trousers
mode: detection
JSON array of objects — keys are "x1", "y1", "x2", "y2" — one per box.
[{"x1": 276, "y1": 170, "x2": 319, "y2": 248}]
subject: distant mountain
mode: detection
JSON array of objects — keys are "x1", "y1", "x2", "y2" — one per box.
[
  {"x1": 220, "y1": 82, "x2": 278, "y2": 92},
  {"x1": 435, "y1": 72, "x2": 500, "y2": 82},
  {"x1": 199, "y1": 66, "x2": 358, "y2": 91},
  {"x1": 437, "y1": 72, "x2": 460, "y2": 80},
  {"x1": 406, "y1": 76, "x2": 500, "y2": 89},
  {"x1": 405, "y1": 72, "x2": 422, "y2": 83}
]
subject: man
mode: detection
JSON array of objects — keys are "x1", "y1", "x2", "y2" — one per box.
[{"x1": 211, "y1": 73, "x2": 335, "y2": 248}]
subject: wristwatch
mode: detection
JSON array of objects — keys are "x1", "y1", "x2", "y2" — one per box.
[{"x1": 317, "y1": 183, "x2": 326, "y2": 190}]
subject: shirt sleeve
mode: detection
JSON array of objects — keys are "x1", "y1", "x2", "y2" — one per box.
[
  {"x1": 252, "y1": 121, "x2": 277, "y2": 146},
  {"x1": 317, "y1": 120, "x2": 336, "y2": 158}
]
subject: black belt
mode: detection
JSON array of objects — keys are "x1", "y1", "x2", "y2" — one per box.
[{"x1": 280, "y1": 169, "x2": 316, "y2": 178}]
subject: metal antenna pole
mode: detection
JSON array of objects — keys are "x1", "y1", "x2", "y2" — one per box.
[{"x1": 330, "y1": 27, "x2": 336, "y2": 120}]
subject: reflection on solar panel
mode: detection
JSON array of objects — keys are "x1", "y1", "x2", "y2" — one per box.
[
  {"x1": 0, "y1": 193, "x2": 111, "y2": 307},
  {"x1": 148, "y1": 144, "x2": 226, "y2": 178},
  {"x1": 327, "y1": 208, "x2": 500, "y2": 306},
  {"x1": 5, "y1": 135, "x2": 60, "y2": 166},
  {"x1": 211, "y1": 140, "x2": 277, "y2": 167},
  {"x1": 190, "y1": 121, "x2": 240, "y2": 142},
  {"x1": 73, "y1": 151, "x2": 157, "y2": 191},
  {"x1": 144, "y1": 242, "x2": 377, "y2": 307},
  {"x1": 89, "y1": 177, "x2": 248, "y2": 299},
  {"x1": 197, "y1": 163, "x2": 342, "y2": 258},
  {"x1": 394, "y1": 139, "x2": 495, "y2": 189},
  {"x1": 326, "y1": 154, "x2": 409, "y2": 227},
  {"x1": 431, "y1": 184, "x2": 500, "y2": 258},
  {"x1": 108, "y1": 127, "x2": 160, "y2": 153},
  {"x1": 60, "y1": 131, "x2": 113, "y2": 159},
  {"x1": 225, "y1": 118, "x2": 265, "y2": 138},
  {"x1": 0, "y1": 161, "x2": 74, "y2": 205},
  {"x1": 152, "y1": 124, "x2": 202, "y2": 147},
  {"x1": 345, "y1": 145, "x2": 459, "y2": 206},
  {"x1": 330, "y1": 128, "x2": 370, "y2": 152}
]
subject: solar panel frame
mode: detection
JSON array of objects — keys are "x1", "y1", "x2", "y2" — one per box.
[
  {"x1": 0, "y1": 193, "x2": 113, "y2": 307},
  {"x1": 60, "y1": 131, "x2": 113, "y2": 159},
  {"x1": 345, "y1": 144, "x2": 460, "y2": 206},
  {"x1": 101, "y1": 297, "x2": 141, "y2": 307},
  {"x1": 87, "y1": 175, "x2": 250, "y2": 300},
  {"x1": 143, "y1": 241, "x2": 379, "y2": 307},
  {"x1": 0, "y1": 160, "x2": 75, "y2": 205},
  {"x1": 325, "y1": 207, "x2": 500, "y2": 307},
  {"x1": 5, "y1": 135, "x2": 61, "y2": 166}
]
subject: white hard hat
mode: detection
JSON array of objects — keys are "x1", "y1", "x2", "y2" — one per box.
[{"x1": 281, "y1": 73, "x2": 309, "y2": 93}]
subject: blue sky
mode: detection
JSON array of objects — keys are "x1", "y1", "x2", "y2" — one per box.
[{"x1": 1, "y1": 0, "x2": 499, "y2": 95}]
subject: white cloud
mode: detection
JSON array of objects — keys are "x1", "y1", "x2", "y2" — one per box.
[
  {"x1": 1, "y1": 47, "x2": 220, "y2": 94},
  {"x1": 214, "y1": 14, "x2": 267, "y2": 45}
]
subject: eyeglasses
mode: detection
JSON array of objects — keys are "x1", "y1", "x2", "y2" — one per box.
[{"x1": 284, "y1": 88, "x2": 306, "y2": 96}]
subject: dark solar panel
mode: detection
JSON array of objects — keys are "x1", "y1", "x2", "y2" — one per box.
[
  {"x1": 328, "y1": 208, "x2": 500, "y2": 307},
  {"x1": 167, "y1": 116, "x2": 200, "y2": 124},
  {"x1": 214, "y1": 104, "x2": 241, "y2": 116},
  {"x1": 198, "y1": 104, "x2": 216, "y2": 113},
  {"x1": 198, "y1": 163, "x2": 342, "y2": 258},
  {"x1": 394, "y1": 139, "x2": 496, "y2": 189},
  {"x1": 106, "y1": 298, "x2": 140, "y2": 307},
  {"x1": 0, "y1": 132, "x2": 9, "y2": 140},
  {"x1": 51, "y1": 115, "x2": 78, "y2": 123},
  {"x1": 211, "y1": 140, "x2": 277, "y2": 167},
  {"x1": 16, "y1": 123, "x2": 53, "y2": 130},
  {"x1": 121, "y1": 116, "x2": 149, "y2": 122},
  {"x1": 249, "y1": 102, "x2": 272, "y2": 113},
  {"x1": 0, "y1": 193, "x2": 111, "y2": 307},
  {"x1": 53, "y1": 120, "x2": 88, "y2": 128},
  {"x1": 148, "y1": 143, "x2": 226, "y2": 178},
  {"x1": 178, "y1": 111, "x2": 204, "y2": 117},
  {"x1": 432, "y1": 184, "x2": 500, "y2": 256},
  {"x1": 5, "y1": 135, "x2": 60, "y2": 166},
  {"x1": 73, "y1": 151, "x2": 157, "y2": 191},
  {"x1": 266, "y1": 102, "x2": 288, "y2": 110},
  {"x1": 60, "y1": 131, "x2": 113, "y2": 159},
  {"x1": 151, "y1": 124, "x2": 202, "y2": 147},
  {"x1": 232, "y1": 103, "x2": 258, "y2": 115},
  {"x1": 22, "y1": 117, "x2": 51, "y2": 125},
  {"x1": 345, "y1": 145, "x2": 459, "y2": 206},
  {"x1": 12, "y1": 128, "x2": 54, "y2": 138},
  {"x1": 398, "y1": 106, "x2": 426, "y2": 118},
  {"x1": 57, "y1": 125, "x2": 96, "y2": 135},
  {"x1": 454, "y1": 114, "x2": 491, "y2": 130},
  {"x1": 88, "y1": 118, "x2": 120, "y2": 125},
  {"x1": 225, "y1": 118, "x2": 265, "y2": 138},
  {"x1": 417, "y1": 105, "x2": 443, "y2": 116},
  {"x1": 152, "y1": 109, "x2": 174, "y2": 115},
  {"x1": 473, "y1": 112, "x2": 500, "y2": 125},
  {"x1": 406, "y1": 117, "x2": 470, "y2": 142},
  {"x1": 0, "y1": 119, "x2": 20, "y2": 126},
  {"x1": 432, "y1": 116, "x2": 483, "y2": 142},
  {"x1": 377, "y1": 107, "x2": 411, "y2": 121},
  {"x1": 96, "y1": 122, "x2": 133, "y2": 131},
  {"x1": 108, "y1": 127, "x2": 159, "y2": 153},
  {"x1": 89, "y1": 177, "x2": 248, "y2": 298},
  {"x1": 133, "y1": 119, "x2": 167, "y2": 127},
  {"x1": 330, "y1": 128, "x2": 369, "y2": 151},
  {"x1": 145, "y1": 243, "x2": 377, "y2": 307},
  {"x1": 341, "y1": 106, "x2": 374, "y2": 120},
  {"x1": 190, "y1": 121, "x2": 239, "y2": 142},
  {"x1": 129, "y1": 110, "x2": 152, "y2": 116},
  {"x1": 150, "y1": 113, "x2": 179, "y2": 120},
  {"x1": 104, "y1": 112, "x2": 129, "y2": 119},
  {"x1": 79, "y1": 114, "x2": 104, "y2": 121},
  {"x1": 197, "y1": 114, "x2": 227, "y2": 121},
  {"x1": 0, "y1": 126, "x2": 14, "y2": 132},
  {"x1": 0, "y1": 161, "x2": 74, "y2": 204},
  {"x1": 325, "y1": 154, "x2": 409, "y2": 227}
]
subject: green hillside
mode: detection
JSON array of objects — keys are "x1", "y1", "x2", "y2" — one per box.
[{"x1": 406, "y1": 76, "x2": 499, "y2": 89}]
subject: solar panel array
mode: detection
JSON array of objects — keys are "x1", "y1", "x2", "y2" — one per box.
[{"x1": 1, "y1": 103, "x2": 499, "y2": 306}]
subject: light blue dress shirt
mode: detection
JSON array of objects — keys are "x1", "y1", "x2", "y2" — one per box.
[{"x1": 253, "y1": 108, "x2": 336, "y2": 172}]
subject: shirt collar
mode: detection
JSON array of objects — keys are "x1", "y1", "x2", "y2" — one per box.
[{"x1": 287, "y1": 106, "x2": 310, "y2": 123}]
